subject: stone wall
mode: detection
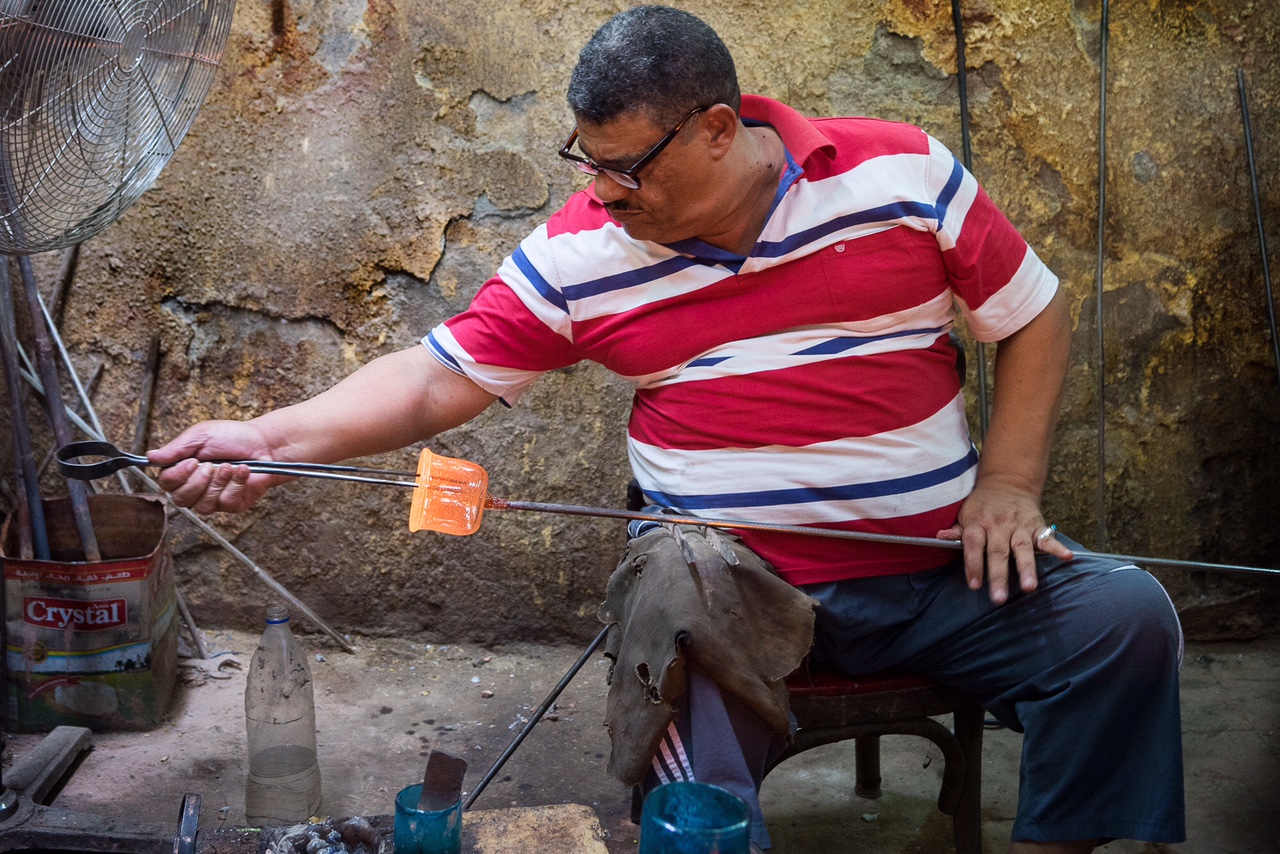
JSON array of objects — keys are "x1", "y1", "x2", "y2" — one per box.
[{"x1": 8, "y1": 0, "x2": 1279, "y2": 643}]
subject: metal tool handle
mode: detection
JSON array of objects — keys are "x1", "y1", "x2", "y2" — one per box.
[{"x1": 56, "y1": 440, "x2": 419, "y2": 486}]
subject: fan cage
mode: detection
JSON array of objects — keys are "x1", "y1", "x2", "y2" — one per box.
[{"x1": 0, "y1": 0, "x2": 233, "y2": 255}]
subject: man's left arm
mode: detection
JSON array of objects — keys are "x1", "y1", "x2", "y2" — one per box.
[{"x1": 945, "y1": 288, "x2": 1076, "y2": 603}]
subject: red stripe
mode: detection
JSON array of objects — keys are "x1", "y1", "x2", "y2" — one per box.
[
  {"x1": 443, "y1": 280, "x2": 578, "y2": 371},
  {"x1": 575, "y1": 228, "x2": 949, "y2": 378},
  {"x1": 944, "y1": 186, "x2": 1029, "y2": 312},
  {"x1": 799, "y1": 117, "x2": 930, "y2": 182},
  {"x1": 628, "y1": 343, "x2": 961, "y2": 449},
  {"x1": 545, "y1": 191, "x2": 612, "y2": 239}
]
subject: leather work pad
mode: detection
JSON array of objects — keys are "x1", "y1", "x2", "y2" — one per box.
[{"x1": 597, "y1": 524, "x2": 816, "y2": 786}]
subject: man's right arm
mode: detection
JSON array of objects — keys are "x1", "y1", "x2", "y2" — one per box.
[{"x1": 150, "y1": 344, "x2": 498, "y2": 514}]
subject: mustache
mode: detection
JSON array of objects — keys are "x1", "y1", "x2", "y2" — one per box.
[{"x1": 605, "y1": 202, "x2": 638, "y2": 214}]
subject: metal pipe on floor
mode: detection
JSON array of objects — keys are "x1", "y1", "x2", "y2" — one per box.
[
  {"x1": 464, "y1": 625, "x2": 610, "y2": 810},
  {"x1": 1094, "y1": 0, "x2": 1111, "y2": 551},
  {"x1": 1238, "y1": 68, "x2": 1280, "y2": 388}
]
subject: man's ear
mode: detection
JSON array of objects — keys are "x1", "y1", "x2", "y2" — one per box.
[{"x1": 701, "y1": 104, "x2": 739, "y2": 159}]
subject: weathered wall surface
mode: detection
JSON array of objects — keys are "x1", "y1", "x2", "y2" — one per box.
[{"x1": 9, "y1": 0, "x2": 1279, "y2": 643}]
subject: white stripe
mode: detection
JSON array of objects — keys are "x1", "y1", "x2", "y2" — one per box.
[
  {"x1": 628, "y1": 398, "x2": 977, "y2": 524},
  {"x1": 650, "y1": 753, "x2": 673, "y2": 785},
  {"x1": 956, "y1": 247, "x2": 1059, "y2": 342},
  {"x1": 929, "y1": 134, "x2": 979, "y2": 252},
  {"x1": 619, "y1": 288, "x2": 955, "y2": 390},
  {"x1": 422, "y1": 327, "x2": 542, "y2": 404},
  {"x1": 666, "y1": 726, "x2": 694, "y2": 779},
  {"x1": 631, "y1": 394, "x2": 970, "y2": 491},
  {"x1": 657, "y1": 740, "x2": 685, "y2": 782},
  {"x1": 498, "y1": 224, "x2": 575, "y2": 338},
  {"x1": 548, "y1": 231, "x2": 732, "y2": 321}
]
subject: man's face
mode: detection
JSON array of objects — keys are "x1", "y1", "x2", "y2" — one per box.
[{"x1": 572, "y1": 110, "x2": 716, "y2": 245}]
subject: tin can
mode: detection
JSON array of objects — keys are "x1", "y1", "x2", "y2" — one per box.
[{"x1": 2, "y1": 494, "x2": 177, "y2": 732}]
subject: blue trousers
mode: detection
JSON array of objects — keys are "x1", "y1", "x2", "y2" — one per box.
[{"x1": 643, "y1": 536, "x2": 1186, "y2": 848}]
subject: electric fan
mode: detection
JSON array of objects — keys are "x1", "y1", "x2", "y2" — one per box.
[
  {"x1": 0, "y1": 2, "x2": 232, "y2": 850},
  {"x1": 0, "y1": 0, "x2": 235, "y2": 254}
]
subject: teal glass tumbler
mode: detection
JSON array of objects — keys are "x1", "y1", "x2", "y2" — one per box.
[
  {"x1": 638, "y1": 781, "x2": 750, "y2": 854},
  {"x1": 394, "y1": 783, "x2": 462, "y2": 854}
]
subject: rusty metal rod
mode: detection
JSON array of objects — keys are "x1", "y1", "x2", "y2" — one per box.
[
  {"x1": 48, "y1": 244, "x2": 79, "y2": 331},
  {"x1": 131, "y1": 332, "x2": 162, "y2": 455},
  {"x1": 0, "y1": 258, "x2": 47, "y2": 559},
  {"x1": 464, "y1": 625, "x2": 609, "y2": 811},
  {"x1": 1094, "y1": 0, "x2": 1111, "y2": 551},
  {"x1": 951, "y1": 0, "x2": 990, "y2": 443},
  {"x1": 175, "y1": 586, "x2": 211, "y2": 661},
  {"x1": 15, "y1": 256, "x2": 100, "y2": 561},
  {"x1": 1238, "y1": 68, "x2": 1280, "y2": 388}
]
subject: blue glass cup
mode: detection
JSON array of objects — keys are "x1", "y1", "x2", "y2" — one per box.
[
  {"x1": 394, "y1": 783, "x2": 462, "y2": 854},
  {"x1": 638, "y1": 781, "x2": 750, "y2": 854}
]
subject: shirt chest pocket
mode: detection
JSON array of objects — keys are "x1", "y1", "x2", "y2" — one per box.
[{"x1": 819, "y1": 226, "x2": 951, "y2": 332}]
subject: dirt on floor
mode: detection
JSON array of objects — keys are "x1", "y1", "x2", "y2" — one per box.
[{"x1": 3, "y1": 629, "x2": 1279, "y2": 853}]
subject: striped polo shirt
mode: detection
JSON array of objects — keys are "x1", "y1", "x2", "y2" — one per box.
[{"x1": 426, "y1": 94, "x2": 1058, "y2": 585}]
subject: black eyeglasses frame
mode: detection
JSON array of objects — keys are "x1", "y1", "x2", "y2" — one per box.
[{"x1": 557, "y1": 105, "x2": 710, "y2": 190}]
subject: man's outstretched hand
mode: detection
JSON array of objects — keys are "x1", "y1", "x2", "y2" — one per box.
[{"x1": 149, "y1": 420, "x2": 284, "y2": 515}]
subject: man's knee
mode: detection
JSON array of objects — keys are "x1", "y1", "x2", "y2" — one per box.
[{"x1": 1085, "y1": 566, "x2": 1184, "y2": 670}]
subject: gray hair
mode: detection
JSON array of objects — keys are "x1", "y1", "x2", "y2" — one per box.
[{"x1": 567, "y1": 5, "x2": 740, "y2": 127}]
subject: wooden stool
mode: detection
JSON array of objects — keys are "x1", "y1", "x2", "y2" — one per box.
[{"x1": 770, "y1": 667, "x2": 985, "y2": 853}]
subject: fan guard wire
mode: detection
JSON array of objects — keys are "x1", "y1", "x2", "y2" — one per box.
[{"x1": 0, "y1": 0, "x2": 233, "y2": 254}]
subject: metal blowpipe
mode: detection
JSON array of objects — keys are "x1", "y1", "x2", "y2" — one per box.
[{"x1": 58, "y1": 443, "x2": 1279, "y2": 580}]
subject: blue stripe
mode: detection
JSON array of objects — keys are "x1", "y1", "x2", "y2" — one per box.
[
  {"x1": 645, "y1": 445, "x2": 979, "y2": 512},
  {"x1": 425, "y1": 331, "x2": 462, "y2": 372},
  {"x1": 793, "y1": 326, "x2": 946, "y2": 357},
  {"x1": 513, "y1": 246, "x2": 568, "y2": 314},
  {"x1": 561, "y1": 254, "x2": 703, "y2": 301},
  {"x1": 755, "y1": 201, "x2": 938, "y2": 259},
  {"x1": 683, "y1": 327, "x2": 945, "y2": 369},
  {"x1": 934, "y1": 157, "x2": 964, "y2": 225}
]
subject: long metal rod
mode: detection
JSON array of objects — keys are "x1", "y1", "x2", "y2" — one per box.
[
  {"x1": 463, "y1": 625, "x2": 610, "y2": 811},
  {"x1": 0, "y1": 258, "x2": 47, "y2": 559},
  {"x1": 1238, "y1": 68, "x2": 1280, "y2": 387},
  {"x1": 1094, "y1": 0, "x2": 1111, "y2": 551},
  {"x1": 488, "y1": 499, "x2": 1279, "y2": 579},
  {"x1": 15, "y1": 256, "x2": 100, "y2": 561},
  {"x1": 32, "y1": 291, "x2": 128, "y2": 492},
  {"x1": 951, "y1": 0, "x2": 989, "y2": 443}
]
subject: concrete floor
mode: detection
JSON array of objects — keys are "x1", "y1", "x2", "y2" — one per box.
[{"x1": 2, "y1": 629, "x2": 1277, "y2": 853}]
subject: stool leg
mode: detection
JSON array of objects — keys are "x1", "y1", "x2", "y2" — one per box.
[
  {"x1": 952, "y1": 702, "x2": 985, "y2": 854},
  {"x1": 853, "y1": 735, "x2": 882, "y2": 800}
]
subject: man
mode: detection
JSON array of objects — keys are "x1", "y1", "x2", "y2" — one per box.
[{"x1": 153, "y1": 7, "x2": 1185, "y2": 852}]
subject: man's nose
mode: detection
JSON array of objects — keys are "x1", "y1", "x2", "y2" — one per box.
[{"x1": 592, "y1": 173, "x2": 631, "y2": 203}]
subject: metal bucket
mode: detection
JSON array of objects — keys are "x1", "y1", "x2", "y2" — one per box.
[{"x1": 1, "y1": 494, "x2": 178, "y2": 732}]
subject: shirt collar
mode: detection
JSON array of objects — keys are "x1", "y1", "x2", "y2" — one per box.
[{"x1": 739, "y1": 94, "x2": 836, "y2": 167}]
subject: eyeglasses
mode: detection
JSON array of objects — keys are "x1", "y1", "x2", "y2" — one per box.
[{"x1": 558, "y1": 106, "x2": 709, "y2": 190}]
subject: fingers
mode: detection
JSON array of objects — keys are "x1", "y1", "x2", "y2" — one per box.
[
  {"x1": 1034, "y1": 525, "x2": 1075, "y2": 561},
  {"x1": 161, "y1": 461, "x2": 258, "y2": 513}
]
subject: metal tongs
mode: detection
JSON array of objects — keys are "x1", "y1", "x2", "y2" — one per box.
[{"x1": 56, "y1": 440, "x2": 420, "y2": 489}]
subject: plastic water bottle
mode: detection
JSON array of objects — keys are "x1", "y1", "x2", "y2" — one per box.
[{"x1": 244, "y1": 604, "x2": 322, "y2": 825}]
